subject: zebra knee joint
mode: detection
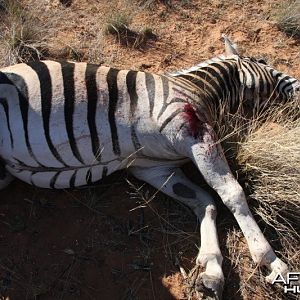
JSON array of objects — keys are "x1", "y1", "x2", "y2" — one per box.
[
  {"x1": 220, "y1": 184, "x2": 247, "y2": 214},
  {"x1": 197, "y1": 252, "x2": 223, "y2": 267}
]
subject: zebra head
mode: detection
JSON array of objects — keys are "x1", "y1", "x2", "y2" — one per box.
[{"x1": 223, "y1": 35, "x2": 300, "y2": 111}]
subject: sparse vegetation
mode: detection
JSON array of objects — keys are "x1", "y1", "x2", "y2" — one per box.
[
  {"x1": 221, "y1": 96, "x2": 300, "y2": 300},
  {"x1": 0, "y1": 0, "x2": 300, "y2": 299},
  {"x1": 105, "y1": 12, "x2": 132, "y2": 37},
  {"x1": 105, "y1": 12, "x2": 157, "y2": 49},
  {"x1": 276, "y1": 0, "x2": 300, "y2": 38},
  {"x1": 0, "y1": 0, "x2": 60, "y2": 65},
  {"x1": 203, "y1": 94, "x2": 300, "y2": 300},
  {"x1": 138, "y1": 0, "x2": 172, "y2": 9}
]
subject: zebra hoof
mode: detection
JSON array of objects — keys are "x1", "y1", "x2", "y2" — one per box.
[{"x1": 195, "y1": 272, "x2": 224, "y2": 300}]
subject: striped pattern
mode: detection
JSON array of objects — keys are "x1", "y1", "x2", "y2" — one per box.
[
  {"x1": 0, "y1": 61, "x2": 192, "y2": 188},
  {"x1": 0, "y1": 56, "x2": 299, "y2": 189},
  {"x1": 171, "y1": 55, "x2": 299, "y2": 111}
]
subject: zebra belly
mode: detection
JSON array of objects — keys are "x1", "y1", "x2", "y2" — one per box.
[
  {"x1": 5, "y1": 159, "x2": 121, "y2": 189},
  {"x1": 5, "y1": 155, "x2": 188, "y2": 189}
]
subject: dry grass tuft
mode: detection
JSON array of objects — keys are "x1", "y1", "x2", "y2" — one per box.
[
  {"x1": 138, "y1": 0, "x2": 172, "y2": 8},
  {"x1": 237, "y1": 97, "x2": 299, "y2": 235},
  {"x1": 105, "y1": 12, "x2": 157, "y2": 49},
  {"x1": 105, "y1": 12, "x2": 132, "y2": 37},
  {"x1": 221, "y1": 95, "x2": 300, "y2": 299},
  {"x1": 0, "y1": 0, "x2": 46, "y2": 64},
  {"x1": 0, "y1": 0, "x2": 60, "y2": 65},
  {"x1": 276, "y1": 0, "x2": 300, "y2": 39}
]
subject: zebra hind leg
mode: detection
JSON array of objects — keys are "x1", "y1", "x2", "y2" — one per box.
[
  {"x1": 130, "y1": 165, "x2": 224, "y2": 300},
  {"x1": 0, "y1": 162, "x2": 14, "y2": 190}
]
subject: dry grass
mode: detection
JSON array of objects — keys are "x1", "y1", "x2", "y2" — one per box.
[
  {"x1": 0, "y1": 0, "x2": 60, "y2": 66},
  {"x1": 237, "y1": 96, "x2": 300, "y2": 237},
  {"x1": 105, "y1": 12, "x2": 157, "y2": 49},
  {"x1": 276, "y1": 0, "x2": 300, "y2": 39},
  {"x1": 220, "y1": 96, "x2": 300, "y2": 299},
  {"x1": 0, "y1": 1, "x2": 299, "y2": 299},
  {"x1": 0, "y1": 0, "x2": 46, "y2": 64},
  {"x1": 105, "y1": 11, "x2": 132, "y2": 36},
  {"x1": 138, "y1": 0, "x2": 172, "y2": 8}
]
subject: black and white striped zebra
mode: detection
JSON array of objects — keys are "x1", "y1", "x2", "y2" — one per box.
[
  {"x1": 0, "y1": 60, "x2": 195, "y2": 189},
  {"x1": 0, "y1": 36, "x2": 299, "y2": 299}
]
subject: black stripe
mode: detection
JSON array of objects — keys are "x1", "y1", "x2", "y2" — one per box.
[
  {"x1": 166, "y1": 97, "x2": 187, "y2": 106},
  {"x1": 156, "y1": 97, "x2": 187, "y2": 119},
  {"x1": 126, "y1": 70, "x2": 138, "y2": 118},
  {"x1": 179, "y1": 74, "x2": 217, "y2": 101},
  {"x1": 157, "y1": 76, "x2": 170, "y2": 119},
  {"x1": 86, "y1": 168, "x2": 92, "y2": 185},
  {"x1": 222, "y1": 60, "x2": 240, "y2": 84},
  {"x1": 253, "y1": 65, "x2": 266, "y2": 94},
  {"x1": 50, "y1": 172, "x2": 60, "y2": 189},
  {"x1": 222, "y1": 61, "x2": 241, "y2": 109},
  {"x1": 212, "y1": 62, "x2": 235, "y2": 105},
  {"x1": 280, "y1": 80, "x2": 296, "y2": 94},
  {"x1": 201, "y1": 66, "x2": 226, "y2": 90},
  {"x1": 13, "y1": 157, "x2": 31, "y2": 168},
  {"x1": 61, "y1": 61, "x2": 85, "y2": 164},
  {"x1": 262, "y1": 66, "x2": 273, "y2": 83},
  {"x1": 85, "y1": 63, "x2": 101, "y2": 161},
  {"x1": 278, "y1": 76, "x2": 294, "y2": 91},
  {"x1": 254, "y1": 65, "x2": 266, "y2": 95},
  {"x1": 245, "y1": 63, "x2": 262, "y2": 90},
  {"x1": 0, "y1": 71, "x2": 16, "y2": 84},
  {"x1": 27, "y1": 61, "x2": 68, "y2": 167},
  {"x1": 159, "y1": 108, "x2": 185, "y2": 133},
  {"x1": 190, "y1": 70, "x2": 223, "y2": 100},
  {"x1": 145, "y1": 72, "x2": 155, "y2": 117},
  {"x1": 170, "y1": 77, "x2": 201, "y2": 96},
  {"x1": 0, "y1": 98, "x2": 13, "y2": 149},
  {"x1": 211, "y1": 63, "x2": 231, "y2": 91},
  {"x1": 253, "y1": 63, "x2": 271, "y2": 96},
  {"x1": 274, "y1": 71, "x2": 283, "y2": 80},
  {"x1": 69, "y1": 170, "x2": 77, "y2": 188},
  {"x1": 3, "y1": 72, "x2": 46, "y2": 167},
  {"x1": 107, "y1": 68, "x2": 121, "y2": 156},
  {"x1": 131, "y1": 125, "x2": 142, "y2": 151},
  {"x1": 102, "y1": 166, "x2": 108, "y2": 178},
  {"x1": 171, "y1": 87, "x2": 197, "y2": 102}
]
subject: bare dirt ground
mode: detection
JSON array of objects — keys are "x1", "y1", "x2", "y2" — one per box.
[{"x1": 0, "y1": 0, "x2": 299, "y2": 299}]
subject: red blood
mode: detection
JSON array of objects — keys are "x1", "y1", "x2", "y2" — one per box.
[{"x1": 183, "y1": 103, "x2": 201, "y2": 138}]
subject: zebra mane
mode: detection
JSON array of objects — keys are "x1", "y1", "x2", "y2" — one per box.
[{"x1": 168, "y1": 54, "x2": 237, "y2": 76}]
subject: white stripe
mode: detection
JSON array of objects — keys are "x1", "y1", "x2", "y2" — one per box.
[
  {"x1": 44, "y1": 61, "x2": 83, "y2": 167},
  {"x1": 72, "y1": 62, "x2": 95, "y2": 164},
  {"x1": 95, "y1": 66, "x2": 116, "y2": 161}
]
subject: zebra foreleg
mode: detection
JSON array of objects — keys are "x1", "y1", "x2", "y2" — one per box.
[
  {"x1": 187, "y1": 126, "x2": 288, "y2": 284},
  {"x1": 130, "y1": 165, "x2": 224, "y2": 300}
]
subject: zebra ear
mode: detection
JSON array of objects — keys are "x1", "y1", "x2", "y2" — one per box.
[{"x1": 222, "y1": 34, "x2": 240, "y2": 56}]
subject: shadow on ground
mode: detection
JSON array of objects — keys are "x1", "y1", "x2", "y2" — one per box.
[{"x1": 0, "y1": 166, "x2": 245, "y2": 300}]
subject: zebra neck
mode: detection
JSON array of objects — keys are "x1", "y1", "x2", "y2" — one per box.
[{"x1": 177, "y1": 60, "x2": 242, "y2": 115}]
